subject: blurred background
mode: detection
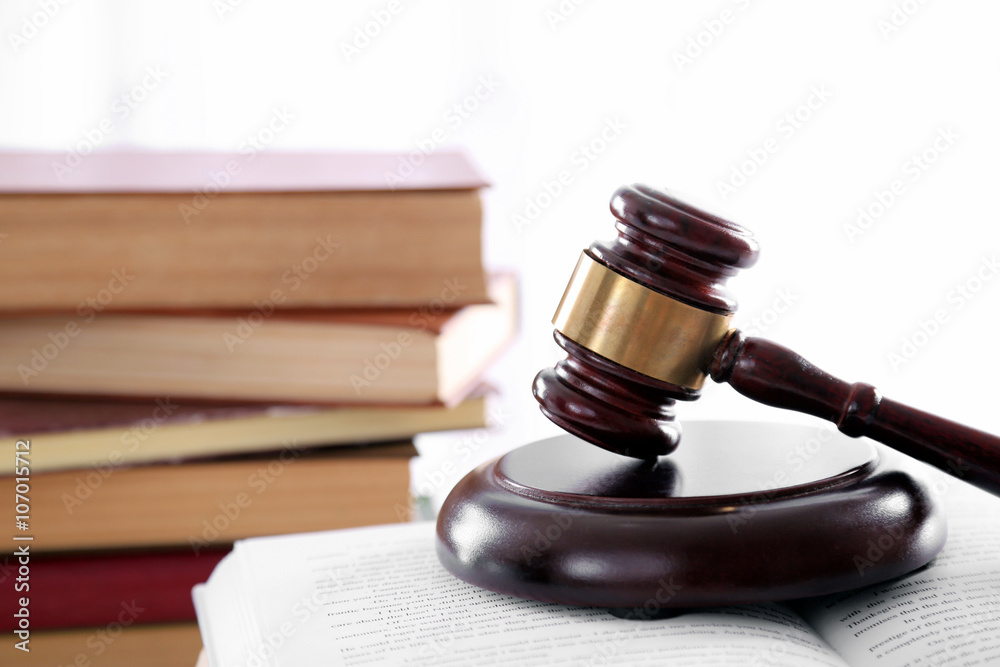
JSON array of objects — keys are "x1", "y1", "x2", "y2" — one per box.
[{"x1": 3, "y1": 0, "x2": 998, "y2": 519}]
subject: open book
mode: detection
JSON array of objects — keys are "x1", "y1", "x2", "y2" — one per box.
[{"x1": 194, "y1": 462, "x2": 1000, "y2": 667}]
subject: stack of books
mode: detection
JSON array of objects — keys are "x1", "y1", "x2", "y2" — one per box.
[{"x1": 0, "y1": 151, "x2": 515, "y2": 666}]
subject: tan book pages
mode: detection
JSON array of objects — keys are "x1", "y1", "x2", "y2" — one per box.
[
  {"x1": 3, "y1": 622, "x2": 203, "y2": 667},
  {"x1": 0, "y1": 275, "x2": 516, "y2": 404},
  {"x1": 0, "y1": 150, "x2": 489, "y2": 310},
  {"x1": 2, "y1": 444, "x2": 415, "y2": 552},
  {"x1": 0, "y1": 394, "x2": 486, "y2": 473},
  {"x1": 0, "y1": 189, "x2": 486, "y2": 310}
]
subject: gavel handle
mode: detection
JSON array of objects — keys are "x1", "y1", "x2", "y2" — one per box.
[{"x1": 708, "y1": 330, "x2": 1000, "y2": 497}]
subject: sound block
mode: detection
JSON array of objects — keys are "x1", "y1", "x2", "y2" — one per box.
[{"x1": 436, "y1": 421, "x2": 946, "y2": 609}]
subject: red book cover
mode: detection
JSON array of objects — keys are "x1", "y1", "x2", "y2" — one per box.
[
  {"x1": 0, "y1": 394, "x2": 270, "y2": 437},
  {"x1": 2, "y1": 547, "x2": 228, "y2": 630}
]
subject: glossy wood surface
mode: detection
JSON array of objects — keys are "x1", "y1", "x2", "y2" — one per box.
[
  {"x1": 535, "y1": 183, "x2": 1000, "y2": 496},
  {"x1": 532, "y1": 184, "x2": 760, "y2": 459},
  {"x1": 437, "y1": 422, "x2": 945, "y2": 609},
  {"x1": 532, "y1": 331, "x2": 686, "y2": 458},
  {"x1": 711, "y1": 330, "x2": 1000, "y2": 496},
  {"x1": 591, "y1": 184, "x2": 759, "y2": 314}
]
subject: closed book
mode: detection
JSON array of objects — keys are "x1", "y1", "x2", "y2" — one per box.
[
  {"x1": 2, "y1": 622, "x2": 203, "y2": 667},
  {"x1": 1, "y1": 442, "x2": 415, "y2": 553},
  {"x1": 0, "y1": 392, "x2": 487, "y2": 473},
  {"x1": 0, "y1": 274, "x2": 516, "y2": 405},
  {"x1": 0, "y1": 547, "x2": 228, "y2": 631},
  {"x1": 0, "y1": 150, "x2": 488, "y2": 311}
]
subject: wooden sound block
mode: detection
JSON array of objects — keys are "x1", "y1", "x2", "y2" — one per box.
[{"x1": 436, "y1": 421, "x2": 946, "y2": 609}]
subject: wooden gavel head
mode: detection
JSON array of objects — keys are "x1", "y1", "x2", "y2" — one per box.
[{"x1": 533, "y1": 184, "x2": 760, "y2": 459}]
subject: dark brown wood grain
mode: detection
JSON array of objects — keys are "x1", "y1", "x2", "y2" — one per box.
[
  {"x1": 532, "y1": 184, "x2": 761, "y2": 459},
  {"x1": 710, "y1": 330, "x2": 1000, "y2": 496},
  {"x1": 532, "y1": 331, "x2": 687, "y2": 459},
  {"x1": 437, "y1": 424, "x2": 945, "y2": 609},
  {"x1": 534, "y1": 183, "x2": 1000, "y2": 497},
  {"x1": 590, "y1": 184, "x2": 759, "y2": 314}
]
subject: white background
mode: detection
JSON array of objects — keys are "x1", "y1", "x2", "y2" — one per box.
[{"x1": 3, "y1": 0, "x2": 998, "y2": 497}]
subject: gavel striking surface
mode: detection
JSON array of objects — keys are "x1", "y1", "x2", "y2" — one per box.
[{"x1": 436, "y1": 421, "x2": 945, "y2": 609}]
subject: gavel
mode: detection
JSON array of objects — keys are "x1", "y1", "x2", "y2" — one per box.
[{"x1": 533, "y1": 183, "x2": 1000, "y2": 497}]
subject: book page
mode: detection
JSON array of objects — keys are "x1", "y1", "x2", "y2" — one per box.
[
  {"x1": 798, "y1": 471, "x2": 1000, "y2": 666},
  {"x1": 203, "y1": 522, "x2": 849, "y2": 667},
  {"x1": 798, "y1": 563, "x2": 1000, "y2": 666}
]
